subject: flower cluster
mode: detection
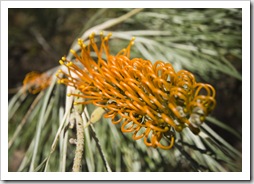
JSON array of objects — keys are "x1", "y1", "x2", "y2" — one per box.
[
  {"x1": 56, "y1": 33, "x2": 216, "y2": 150},
  {"x1": 23, "y1": 71, "x2": 52, "y2": 94}
]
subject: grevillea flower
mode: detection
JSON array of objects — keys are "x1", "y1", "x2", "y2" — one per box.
[
  {"x1": 56, "y1": 32, "x2": 216, "y2": 150},
  {"x1": 23, "y1": 71, "x2": 52, "y2": 94}
]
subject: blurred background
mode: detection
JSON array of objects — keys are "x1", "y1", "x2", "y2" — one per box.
[{"x1": 8, "y1": 8, "x2": 242, "y2": 172}]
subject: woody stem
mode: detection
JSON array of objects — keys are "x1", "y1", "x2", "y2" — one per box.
[{"x1": 71, "y1": 111, "x2": 84, "y2": 172}]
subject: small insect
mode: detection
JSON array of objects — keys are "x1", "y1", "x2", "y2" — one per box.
[{"x1": 56, "y1": 32, "x2": 216, "y2": 150}]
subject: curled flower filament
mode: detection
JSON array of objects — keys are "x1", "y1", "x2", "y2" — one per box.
[{"x1": 57, "y1": 33, "x2": 216, "y2": 150}]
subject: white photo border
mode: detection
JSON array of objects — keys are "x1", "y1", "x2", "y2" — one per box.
[{"x1": 1, "y1": 0, "x2": 250, "y2": 181}]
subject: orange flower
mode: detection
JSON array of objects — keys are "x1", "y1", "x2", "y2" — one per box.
[
  {"x1": 23, "y1": 71, "x2": 52, "y2": 94},
  {"x1": 57, "y1": 32, "x2": 216, "y2": 150}
]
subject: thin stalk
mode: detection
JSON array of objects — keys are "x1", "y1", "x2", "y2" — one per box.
[
  {"x1": 83, "y1": 8, "x2": 108, "y2": 31},
  {"x1": 34, "y1": 155, "x2": 50, "y2": 172},
  {"x1": 206, "y1": 116, "x2": 241, "y2": 139},
  {"x1": 61, "y1": 131, "x2": 69, "y2": 172},
  {"x1": 17, "y1": 139, "x2": 34, "y2": 172},
  {"x1": 8, "y1": 91, "x2": 44, "y2": 149},
  {"x1": 199, "y1": 127, "x2": 241, "y2": 157},
  {"x1": 174, "y1": 142, "x2": 209, "y2": 172},
  {"x1": 83, "y1": 108, "x2": 95, "y2": 171},
  {"x1": 8, "y1": 88, "x2": 23, "y2": 112},
  {"x1": 8, "y1": 92, "x2": 27, "y2": 121},
  {"x1": 50, "y1": 86, "x2": 74, "y2": 153},
  {"x1": 113, "y1": 30, "x2": 172, "y2": 36},
  {"x1": 89, "y1": 124, "x2": 112, "y2": 172},
  {"x1": 41, "y1": 97, "x2": 57, "y2": 172},
  {"x1": 29, "y1": 77, "x2": 56, "y2": 171},
  {"x1": 58, "y1": 106, "x2": 65, "y2": 171}
]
